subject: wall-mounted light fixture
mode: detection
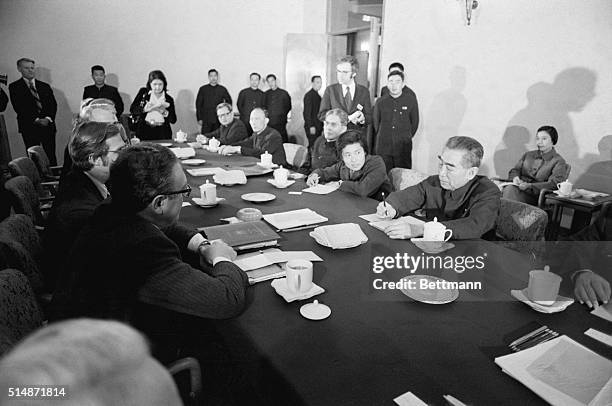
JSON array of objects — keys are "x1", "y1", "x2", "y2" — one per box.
[{"x1": 464, "y1": 0, "x2": 478, "y2": 25}]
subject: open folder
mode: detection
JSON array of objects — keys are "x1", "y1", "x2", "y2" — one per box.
[
  {"x1": 263, "y1": 208, "x2": 328, "y2": 232},
  {"x1": 199, "y1": 221, "x2": 280, "y2": 251}
]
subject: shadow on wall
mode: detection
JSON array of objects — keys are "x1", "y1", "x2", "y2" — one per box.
[
  {"x1": 493, "y1": 126, "x2": 530, "y2": 178},
  {"x1": 575, "y1": 134, "x2": 612, "y2": 194},
  {"x1": 35, "y1": 67, "x2": 73, "y2": 164},
  {"x1": 423, "y1": 66, "x2": 468, "y2": 174},
  {"x1": 174, "y1": 89, "x2": 198, "y2": 136},
  {"x1": 106, "y1": 73, "x2": 132, "y2": 117},
  {"x1": 498, "y1": 67, "x2": 597, "y2": 180}
]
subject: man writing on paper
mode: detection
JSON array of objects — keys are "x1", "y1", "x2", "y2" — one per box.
[{"x1": 376, "y1": 136, "x2": 500, "y2": 239}]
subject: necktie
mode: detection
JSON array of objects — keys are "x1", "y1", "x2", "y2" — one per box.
[
  {"x1": 344, "y1": 86, "x2": 352, "y2": 110},
  {"x1": 28, "y1": 81, "x2": 43, "y2": 113}
]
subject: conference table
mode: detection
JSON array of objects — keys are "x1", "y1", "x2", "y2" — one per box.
[{"x1": 172, "y1": 143, "x2": 612, "y2": 405}]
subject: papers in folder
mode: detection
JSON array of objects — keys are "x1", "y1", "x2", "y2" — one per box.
[
  {"x1": 263, "y1": 208, "x2": 328, "y2": 231},
  {"x1": 235, "y1": 248, "x2": 322, "y2": 284},
  {"x1": 495, "y1": 335, "x2": 612, "y2": 405}
]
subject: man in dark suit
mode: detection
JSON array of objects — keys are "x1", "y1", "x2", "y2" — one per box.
[
  {"x1": 82, "y1": 65, "x2": 124, "y2": 117},
  {"x1": 195, "y1": 68, "x2": 232, "y2": 134},
  {"x1": 318, "y1": 55, "x2": 372, "y2": 133},
  {"x1": 44, "y1": 121, "x2": 128, "y2": 287},
  {"x1": 0, "y1": 88, "x2": 8, "y2": 112},
  {"x1": 303, "y1": 75, "x2": 323, "y2": 152},
  {"x1": 263, "y1": 74, "x2": 292, "y2": 143},
  {"x1": 379, "y1": 61, "x2": 405, "y2": 98},
  {"x1": 236, "y1": 72, "x2": 265, "y2": 134},
  {"x1": 219, "y1": 107, "x2": 287, "y2": 166},
  {"x1": 9, "y1": 58, "x2": 58, "y2": 164}
]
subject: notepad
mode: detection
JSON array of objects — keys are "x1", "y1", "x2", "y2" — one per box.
[
  {"x1": 263, "y1": 208, "x2": 328, "y2": 231},
  {"x1": 369, "y1": 216, "x2": 425, "y2": 232}
]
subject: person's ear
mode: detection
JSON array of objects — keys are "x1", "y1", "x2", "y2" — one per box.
[
  {"x1": 466, "y1": 167, "x2": 478, "y2": 180},
  {"x1": 89, "y1": 155, "x2": 103, "y2": 167},
  {"x1": 264, "y1": 117, "x2": 270, "y2": 125},
  {"x1": 150, "y1": 195, "x2": 166, "y2": 214}
]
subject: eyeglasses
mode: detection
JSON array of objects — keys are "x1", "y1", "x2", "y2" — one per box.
[
  {"x1": 217, "y1": 111, "x2": 233, "y2": 119},
  {"x1": 160, "y1": 184, "x2": 191, "y2": 199}
]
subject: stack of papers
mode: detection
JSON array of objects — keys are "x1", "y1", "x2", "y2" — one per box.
[
  {"x1": 263, "y1": 208, "x2": 328, "y2": 231},
  {"x1": 186, "y1": 167, "x2": 223, "y2": 177},
  {"x1": 495, "y1": 336, "x2": 612, "y2": 405},
  {"x1": 310, "y1": 223, "x2": 368, "y2": 249},
  {"x1": 170, "y1": 147, "x2": 196, "y2": 159},
  {"x1": 235, "y1": 248, "x2": 322, "y2": 284},
  {"x1": 302, "y1": 182, "x2": 341, "y2": 195},
  {"x1": 368, "y1": 215, "x2": 425, "y2": 232},
  {"x1": 213, "y1": 169, "x2": 247, "y2": 185}
]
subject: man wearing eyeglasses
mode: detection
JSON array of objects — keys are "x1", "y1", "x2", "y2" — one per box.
[
  {"x1": 44, "y1": 121, "x2": 128, "y2": 287},
  {"x1": 52, "y1": 143, "x2": 248, "y2": 335},
  {"x1": 318, "y1": 55, "x2": 372, "y2": 132},
  {"x1": 199, "y1": 102, "x2": 248, "y2": 146},
  {"x1": 376, "y1": 136, "x2": 500, "y2": 239}
]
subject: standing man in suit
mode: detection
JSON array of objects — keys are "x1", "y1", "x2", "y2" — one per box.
[
  {"x1": 236, "y1": 72, "x2": 265, "y2": 135},
  {"x1": 263, "y1": 74, "x2": 292, "y2": 143},
  {"x1": 82, "y1": 65, "x2": 124, "y2": 117},
  {"x1": 9, "y1": 58, "x2": 58, "y2": 164},
  {"x1": 318, "y1": 55, "x2": 372, "y2": 133},
  {"x1": 195, "y1": 68, "x2": 232, "y2": 134},
  {"x1": 303, "y1": 75, "x2": 323, "y2": 153}
]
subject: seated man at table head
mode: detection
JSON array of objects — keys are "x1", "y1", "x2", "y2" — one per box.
[
  {"x1": 502, "y1": 125, "x2": 569, "y2": 206},
  {"x1": 218, "y1": 107, "x2": 287, "y2": 166},
  {"x1": 307, "y1": 130, "x2": 391, "y2": 200},
  {"x1": 44, "y1": 121, "x2": 128, "y2": 288},
  {"x1": 51, "y1": 143, "x2": 249, "y2": 328},
  {"x1": 376, "y1": 136, "x2": 500, "y2": 239},
  {"x1": 0, "y1": 319, "x2": 181, "y2": 406},
  {"x1": 197, "y1": 102, "x2": 248, "y2": 146},
  {"x1": 309, "y1": 108, "x2": 347, "y2": 172}
]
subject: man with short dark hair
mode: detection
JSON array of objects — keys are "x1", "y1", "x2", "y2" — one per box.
[
  {"x1": 309, "y1": 108, "x2": 347, "y2": 171},
  {"x1": 219, "y1": 107, "x2": 287, "y2": 166},
  {"x1": 237, "y1": 72, "x2": 265, "y2": 134},
  {"x1": 380, "y1": 61, "x2": 405, "y2": 97},
  {"x1": 318, "y1": 55, "x2": 372, "y2": 132},
  {"x1": 376, "y1": 136, "x2": 500, "y2": 239},
  {"x1": 195, "y1": 68, "x2": 232, "y2": 134},
  {"x1": 200, "y1": 102, "x2": 248, "y2": 145},
  {"x1": 45, "y1": 121, "x2": 128, "y2": 286},
  {"x1": 52, "y1": 143, "x2": 249, "y2": 324},
  {"x1": 303, "y1": 75, "x2": 323, "y2": 152},
  {"x1": 263, "y1": 74, "x2": 292, "y2": 143},
  {"x1": 83, "y1": 65, "x2": 124, "y2": 117},
  {"x1": 372, "y1": 70, "x2": 419, "y2": 170},
  {"x1": 9, "y1": 58, "x2": 58, "y2": 164}
]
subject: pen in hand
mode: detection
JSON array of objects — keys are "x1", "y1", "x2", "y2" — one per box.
[{"x1": 382, "y1": 192, "x2": 388, "y2": 217}]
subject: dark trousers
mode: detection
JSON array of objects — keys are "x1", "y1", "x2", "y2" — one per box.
[
  {"x1": 269, "y1": 118, "x2": 288, "y2": 143},
  {"x1": 380, "y1": 153, "x2": 411, "y2": 173},
  {"x1": 241, "y1": 118, "x2": 253, "y2": 136},
  {"x1": 201, "y1": 121, "x2": 220, "y2": 134},
  {"x1": 304, "y1": 125, "x2": 322, "y2": 150},
  {"x1": 21, "y1": 125, "x2": 56, "y2": 165}
]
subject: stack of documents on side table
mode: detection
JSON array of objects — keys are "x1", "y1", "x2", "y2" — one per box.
[
  {"x1": 235, "y1": 248, "x2": 322, "y2": 284},
  {"x1": 170, "y1": 147, "x2": 196, "y2": 159},
  {"x1": 495, "y1": 335, "x2": 612, "y2": 405},
  {"x1": 212, "y1": 169, "x2": 247, "y2": 185},
  {"x1": 310, "y1": 223, "x2": 368, "y2": 249},
  {"x1": 263, "y1": 208, "x2": 328, "y2": 231}
]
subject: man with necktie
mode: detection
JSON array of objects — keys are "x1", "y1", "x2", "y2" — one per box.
[
  {"x1": 9, "y1": 58, "x2": 58, "y2": 164},
  {"x1": 318, "y1": 55, "x2": 372, "y2": 133}
]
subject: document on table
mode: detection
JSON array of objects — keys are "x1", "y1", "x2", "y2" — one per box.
[
  {"x1": 495, "y1": 335, "x2": 612, "y2": 406},
  {"x1": 393, "y1": 391, "x2": 428, "y2": 406},
  {"x1": 359, "y1": 213, "x2": 383, "y2": 222},
  {"x1": 302, "y1": 182, "x2": 341, "y2": 195},
  {"x1": 186, "y1": 167, "x2": 224, "y2": 177},
  {"x1": 170, "y1": 147, "x2": 196, "y2": 159},
  {"x1": 585, "y1": 329, "x2": 612, "y2": 348},
  {"x1": 591, "y1": 301, "x2": 612, "y2": 322},
  {"x1": 234, "y1": 250, "x2": 322, "y2": 271},
  {"x1": 369, "y1": 216, "x2": 425, "y2": 232},
  {"x1": 263, "y1": 208, "x2": 328, "y2": 231}
]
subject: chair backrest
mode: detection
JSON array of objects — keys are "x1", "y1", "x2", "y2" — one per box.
[
  {"x1": 388, "y1": 168, "x2": 428, "y2": 191},
  {"x1": 283, "y1": 143, "x2": 309, "y2": 169},
  {"x1": 496, "y1": 198, "x2": 548, "y2": 241},
  {"x1": 0, "y1": 238, "x2": 45, "y2": 294},
  {"x1": 0, "y1": 214, "x2": 43, "y2": 262},
  {"x1": 27, "y1": 146, "x2": 53, "y2": 179},
  {"x1": 8, "y1": 157, "x2": 41, "y2": 188},
  {"x1": 0, "y1": 268, "x2": 45, "y2": 356},
  {"x1": 4, "y1": 176, "x2": 43, "y2": 226}
]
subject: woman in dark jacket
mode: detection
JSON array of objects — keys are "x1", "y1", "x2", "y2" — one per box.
[{"x1": 130, "y1": 70, "x2": 177, "y2": 140}]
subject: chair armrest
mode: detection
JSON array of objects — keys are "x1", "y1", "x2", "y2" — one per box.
[
  {"x1": 41, "y1": 181, "x2": 59, "y2": 188},
  {"x1": 538, "y1": 188, "x2": 555, "y2": 209},
  {"x1": 167, "y1": 357, "x2": 202, "y2": 405}
]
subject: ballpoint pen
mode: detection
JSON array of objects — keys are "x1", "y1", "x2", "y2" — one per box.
[
  {"x1": 508, "y1": 325, "x2": 548, "y2": 348},
  {"x1": 382, "y1": 192, "x2": 388, "y2": 217}
]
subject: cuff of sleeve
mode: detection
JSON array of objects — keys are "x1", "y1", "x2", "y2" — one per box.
[
  {"x1": 187, "y1": 233, "x2": 206, "y2": 252},
  {"x1": 212, "y1": 257, "x2": 231, "y2": 266},
  {"x1": 571, "y1": 269, "x2": 593, "y2": 282}
]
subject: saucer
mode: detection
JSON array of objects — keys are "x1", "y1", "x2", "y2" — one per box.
[
  {"x1": 267, "y1": 179, "x2": 296, "y2": 189},
  {"x1": 399, "y1": 275, "x2": 459, "y2": 304},
  {"x1": 192, "y1": 197, "x2": 225, "y2": 208},
  {"x1": 158, "y1": 142, "x2": 172, "y2": 147},
  {"x1": 300, "y1": 300, "x2": 331, "y2": 320},
  {"x1": 257, "y1": 162, "x2": 279, "y2": 169},
  {"x1": 182, "y1": 159, "x2": 207, "y2": 165},
  {"x1": 553, "y1": 190, "x2": 578, "y2": 198},
  {"x1": 271, "y1": 278, "x2": 325, "y2": 303},
  {"x1": 511, "y1": 288, "x2": 574, "y2": 313},
  {"x1": 410, "y1": 238, "x2": 455, "y2": 254},
  {"x1": 241, "y1": 193, "x2": 276, "y2": 203}
]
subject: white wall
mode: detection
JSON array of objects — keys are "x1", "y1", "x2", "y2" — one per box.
[
  {"x1": 380, "y1": 0, "x2": 612, "y2": 188},
  {"x1": 0, "y1": 0, "x2": 326, "y2": 160}
]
